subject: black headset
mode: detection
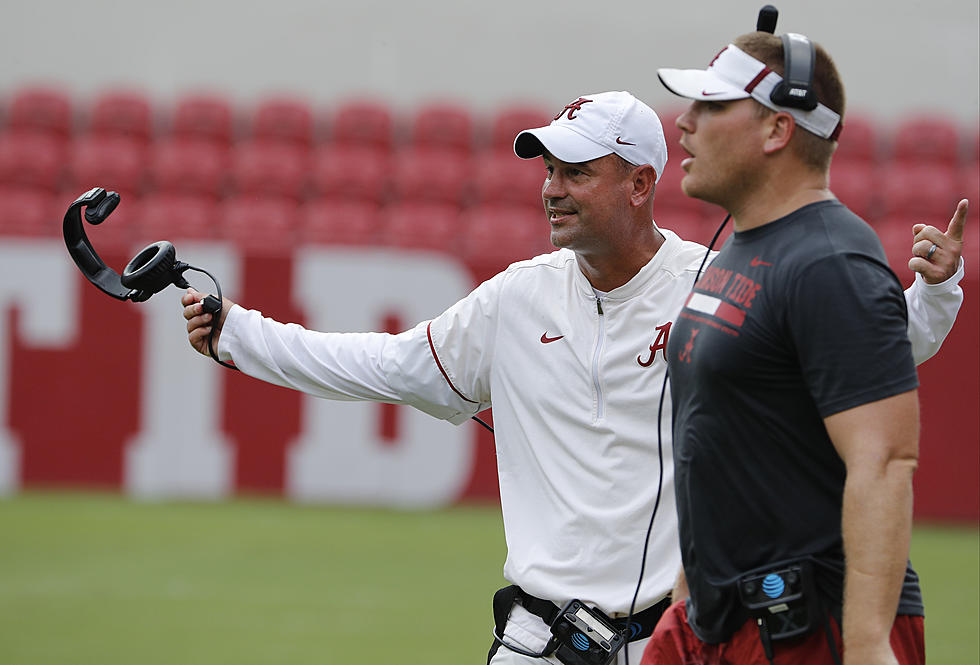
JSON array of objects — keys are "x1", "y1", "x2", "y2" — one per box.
[
  {"x1": 63, "y1": 187, "x2": 195, "y2": 303},
  {"x1": 756, "y1": 5, "x2": 820, "y2": 111},
  {"x1": 63, "y1": 186, "x2": 233, "y2": 368}
]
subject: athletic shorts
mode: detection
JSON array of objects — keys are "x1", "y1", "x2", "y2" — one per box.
[{"x1": 640, "y1": 600, "x2": 925, "y2": 665}]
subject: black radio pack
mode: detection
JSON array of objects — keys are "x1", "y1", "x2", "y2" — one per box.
[
  {"x1": 738, "y1": 562, "x2": 819, "y2": 641},
  {"x1": 550, "y1": 600, "x2": 626, "y2": 665}
]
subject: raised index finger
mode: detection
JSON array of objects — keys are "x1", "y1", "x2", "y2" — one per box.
[{"x1": 945, "y1": 199, "x2": 968, "y2": 243}]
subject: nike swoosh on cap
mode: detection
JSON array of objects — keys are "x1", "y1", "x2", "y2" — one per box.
[
  {"x1": 700, "y1": 90, "x2": 726, "y2": 96},
  {"x1": 615, "y1": 137, "x2": 636, "y2": 146}
]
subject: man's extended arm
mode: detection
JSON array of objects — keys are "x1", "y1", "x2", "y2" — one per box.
[
  {"x1": 180, "y1": 288, "x2": 484, "y2": 424},
  {"x1": 824, "y1": 389, "x2": 919, "y2": 665}
]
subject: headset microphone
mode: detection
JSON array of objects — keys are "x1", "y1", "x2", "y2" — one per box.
[{"x1": 757, "y1": 4, "x2": 778, "y2": 33}]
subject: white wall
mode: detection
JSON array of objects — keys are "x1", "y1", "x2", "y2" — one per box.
[{"x1": 1, "y1": 0, "x2": 977, "y2": 127}]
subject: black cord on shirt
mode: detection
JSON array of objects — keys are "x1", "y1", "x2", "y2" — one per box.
[{"x1": 623, "y1": 214, "x2": 730, "y2": 665}]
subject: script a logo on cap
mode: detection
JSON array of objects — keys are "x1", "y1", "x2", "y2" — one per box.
[{"x1": 555, "y1": 97, "x2": 593, "y2": 121}]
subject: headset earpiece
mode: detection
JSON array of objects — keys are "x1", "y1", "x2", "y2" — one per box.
[
  {"x1": 770, "y1": 32, "x2": 819, "y2": 111},
  {"x1": 121, "y1": 241, "x2": 192, "y2": 297}
]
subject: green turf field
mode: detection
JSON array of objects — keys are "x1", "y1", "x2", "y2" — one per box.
[{"x1": 0, "y1": 493, "x2": 976, "y2": 664}]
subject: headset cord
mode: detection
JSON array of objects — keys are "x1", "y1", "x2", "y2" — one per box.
[
  {"x1": 623, "y1": 215, "x2": 730, "y2": 665},
  {"x1": 182, "y1": 264, "x2": 240, "y2": 372}
]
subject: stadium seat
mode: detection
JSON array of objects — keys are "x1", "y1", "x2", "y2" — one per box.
[
  {"x1": 460, "y1": 203, "x2": 550, "y2": 274},
  {"x1": 488, "y1": 105, "x2": 552, "y2": 153},
  {"x1": 410, "y1": 102, "x2": 474, "y2": 155},
  {"x1": 74, "y1": 192, "x2": 142, "y2": 250},
  {"x1": 309, "y1": 144, "x2": 390, "y2": 204},
  {"x1": 382, "y1": 201, "x2": 460, "y2": 253},
  {"x1": 879, "y1": 163, "x2": 959, "y2": 220},
  {"x1": 172, "y1": 94, "x2": 235, "y2": 146},
  {"x1": 890, "y1": 114, "x2": 960, "y2": 165},
  {"x1": 148, "y1": 139, "x2": 229, "y2": 200},
  {"x1": 963, "y1": 164, "x2": 979, "y2": 221},
  {"x1": 67, "y1": 135, "x2": 147, "y2": 202},
  {"x1": 251, "y1": 96, "x2": 314, "y2": 150},
  {"x1": 299, "y1": 198, "x2": 383, "y2": 245},
  {"x1": 136, "y1": 193, "x2": 219, "y2": 240},
  {"x1": 874, "y1": 218, "x2": 922, "y2": 275},
  {"x1": 88, "y1": 89, "x2": 154, "y2": 145},
  {"x1": 219, "y1": 195, "x2": 299, "y2": 252},
  {"x1": 6, "y1": 86, "x2": 73, "y2": 140},
  {"x1": 391, "y1": 147, "x2": 470, "y2": 206},
  {"x1": 0, "y1": 131, "x2": 66, "y2": 193},
  {"x1": 653, "y1": 162, "x2": 708, "y2": 216},
  {"x1": 833, "y1": 113, "x2": 878, "y2": 165},
  {"x1": 471, "y1": 150, "x2": 544, "y2": 209},
  {"x1": 0, "y1": 186, "x2": 59, "y2": 237},
  {"x1": 658, "y1": 211, "x2": 709, "y2": 246},
  {"x1": 829, "y1": 161, "x2": 880, "y2": 221},
  {"x1": 230, "y1": 141, "x2": 310, "y2": 201},
  {"x1": 657, "y1": 106, "x2": 689, "y2": 167},
  {"x1": 329, "y1": 100, "x2": 394, "y2": 153}
]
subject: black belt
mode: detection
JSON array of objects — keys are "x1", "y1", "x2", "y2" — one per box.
[{"x1": 507, "y1": 586, "x2": 670, "y2": 642}]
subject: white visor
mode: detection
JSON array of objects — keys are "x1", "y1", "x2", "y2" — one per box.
[{"x1": 657, "y1": 44, "x2": 842, "y2": 140}]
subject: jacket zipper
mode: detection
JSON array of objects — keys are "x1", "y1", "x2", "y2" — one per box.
[{"x1": 592, "y1": 296, "x2": 606, "y2": 421}]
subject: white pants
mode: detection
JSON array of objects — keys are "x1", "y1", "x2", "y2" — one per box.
[{"x1": 489, "y1": 635, "x2": 650, "y2": 665}]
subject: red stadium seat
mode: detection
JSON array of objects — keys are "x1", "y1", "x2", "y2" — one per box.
[
  {"x1": 829, "y1": 161, "x2": 881, "y2": 221},
  {"x1": 76, "y1": 192, "x2": 142, "y2": 251},
  {"x1": 382, "y1": 201, "x2": 459, "y2": 253},
  {"x1": 963, "y1": 164, "x2": 979, "y2": 222},
  {"x1": 148, "y1": 139, "x2": 229, "y2": 199},
  {"x1": 67, "y1": 136, "x2": 147, "y2": 202},
  {"x1": 219, "y1": 195, "x2": 299, "y2": 252},
  {"x1": 460, "y1": 203, "x2": 549, "y2": 275},
  {"x1": 890, "y1": 114, "x2": 960, "y2": 165},
  {"x1": 329, "y1": 100, "x2": 394, "y2": 153},
  {"x1": 136, "y1": 193, "x2": 219, "y2": 240},
  {"x1": 88, "y1": 89, "x2": 154, "y2": 145},
  {"x1": 299, "y1": 199, "x2": 383, "y2": 245},
  {"x1": 6, "y1": 86, "x2": 73, "y2": 140},
  {"x1": 0, "y1": 186, "x2": 59, "y2": 237},
  {"x1": 230, "y1": 141, "x2": 310, "y2": 201},
  {"x1": 658, "y1": 106, "x2": 690, "y2": 169},
  {"x1": 658, "y1": 211, "x2": 709, "y2": 246},
  {"x1": 471, "y1": 150, "x2": 544, "y2": 209},
  {"x1": 488, "y1": 105, "x2": 552, "y2": 153},
  {"x1": 310, "y1": 144, "x2": 390, "y2": 204},
  {"x1": 879, "y1": 163, "x2": 959, "y2": 220},
  {"x1": 172, "y1": 94, "x2": 235, "y2": 146},
  {"x1": 0, "y1": 131, "x2": 66, "y2": 193},
  {"x1": 410, "y1": 102, "x2": 473, "y2": 155},
  {"x1": 833, "y1": 113, "x2": 879, "y2": 165},
  {"x1": 251, "y1": 96, "x2": 314, "y2": 150},
  {"x1": 391, "y1": 147, "x2": 470, "y2": 206},
  {"x1": 653, "y1": 162, "x2": 709, "y2": 217}
]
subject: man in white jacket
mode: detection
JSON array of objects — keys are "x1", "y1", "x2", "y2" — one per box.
[{"x1": 180, "y1": 91, "x2": 965, "y2": 664}]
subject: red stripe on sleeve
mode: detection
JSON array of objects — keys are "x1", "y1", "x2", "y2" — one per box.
[{"x1": 426, "y1": 322, "x2": 479, "y2": 404}]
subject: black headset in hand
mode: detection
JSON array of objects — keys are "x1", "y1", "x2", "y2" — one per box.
[{"x1": 63, "y1": 186, "x2": 235, "y2": 369}]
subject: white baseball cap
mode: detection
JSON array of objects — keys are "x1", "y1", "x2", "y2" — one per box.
[
  {"x1": 513, "y1": 91, "x2": 668, "y2": 182},
  {"x1": 657, "y1": 44, "x2": 842, "y2": 140}
]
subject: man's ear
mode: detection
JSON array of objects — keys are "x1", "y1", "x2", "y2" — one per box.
[
  {"x1": 763, "y1": 112, "x2": 796, "y2": 155},
  {"x1": 630, "y1": 164, "x2": 657, "y2": 207}
]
